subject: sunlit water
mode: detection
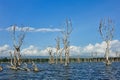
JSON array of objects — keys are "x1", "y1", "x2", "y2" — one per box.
[{"x1": 0, "y1": 62, "x2": 120, "y2": 80}]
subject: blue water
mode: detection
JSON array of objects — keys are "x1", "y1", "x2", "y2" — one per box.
[{"x1": 0, "y1": 62, "x2": 120, "y2": 80}]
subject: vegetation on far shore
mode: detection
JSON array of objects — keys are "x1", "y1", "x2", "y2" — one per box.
[{"x1": 1, "y1": 57, "x2": 120, "y2": 63}]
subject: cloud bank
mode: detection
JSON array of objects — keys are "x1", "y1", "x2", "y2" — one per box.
[{"x1": 0, "y1": 40, "x2": 120, "y2": 57}]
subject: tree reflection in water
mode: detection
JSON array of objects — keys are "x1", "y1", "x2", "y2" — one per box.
[{"x1": 105, "y1": 65, "x2": 117, "y2": 80}]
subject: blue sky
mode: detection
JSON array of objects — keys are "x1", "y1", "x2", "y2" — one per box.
[{"x1": 0, "y1": 0, "x2": 120, "y2": 57}]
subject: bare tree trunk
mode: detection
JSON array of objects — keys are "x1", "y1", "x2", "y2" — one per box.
[
  {"x1": 55, "y1": 36, "x2": 60, "y2": 64},
  {"x1": 77, "y1": 55, "x2": 80, "y2": 63},
  {"x1": 17, "y1": 51, "x2": 21, "y2": 66},
  {"x1": 65, "y1": 52, "x2": 67, "y2": 66},
  {"x1": 59, "y1": 49, "x2": 63, "y2": 64},
  {"x1": 60, "y1": 54, "x2": 63, "y2": 63},
  {"x1": 51, "y1": 56, "x2": 54, "y2": 64},
  {"x1": 48, "y1": 48, "x2": 54, "y2": 64},
  {"x1": 9, "y1": 52, "x2": 13, "y2": 66},
  {"x1": 13, "y1": 51, "x2": 17, "y2": 67},
  {"x1": 67, "y1": 49, "x2": 70, "y2": 63},
  {"x1": 62, "y1": 19, "x2": 72, "y2": 66},
  {"x1": 99, "y1": 18, "x2": 114, "y2": 66},
  {"x1": 56, "y1": 50, "x2": 58, "y2": 64},
  {"x1": 8, "y1": 25, "x2": 29, "y2": 70},
  {"x1": 105, "y1": 40, "x2": 110, "y2": 65},
  {"x1": 49, "y1": 55, "x2": 51, "y2": 64},
  {"x1": 49, "y1": 54, "x2": 52, "y2": 64}
]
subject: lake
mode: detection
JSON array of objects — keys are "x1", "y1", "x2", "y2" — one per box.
[{"x1": 0, "y1": 62, "x2": 120, "y2": 80}]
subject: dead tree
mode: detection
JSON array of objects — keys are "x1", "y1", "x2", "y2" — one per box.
[
  {"x1": 9, "y1": 52, "x2": 13, "y2": 66},
  {"x1": 99, "y1": 18, "x2": 114, "y2": 65},
  {"x1": 62, "y1": 19, "x2": 72, "y2": 66},
  {"x1": 115, "y1": 51, "x2": 118, "y2": 57},
  {"x1": 55, "y1": 36, "x2": 60, "y2": 64},
  {"x1": 32, "y1": 61, "x2": 39, "y2": 72},
  {"x1": 115, "y1": 51, "x2": 119, "y2": 62},
  {"x1": 77, "y1": 55, "x2": 80, "y2": 63},
  {"x1": 47, "y1": 48, "x2": 54, "y2": 64},
  {"x1": 91, "y1": 52, "x2": 94, "y2": 62},
  {"x1": 59, "y1": 48, "x2": 63, "y2": 64},
  {"x1": 10, "y1": 25, "x2": 28, "y2": 68},
  {"x1": 0, "y1": 66, "x2": 2, "y2": 71}
]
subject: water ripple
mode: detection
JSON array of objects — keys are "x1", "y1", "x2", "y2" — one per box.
[{"x1": 0, "y1": 62, "x2": 120, "y2": 80}]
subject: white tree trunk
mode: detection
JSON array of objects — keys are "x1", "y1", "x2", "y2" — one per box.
[
  {"x1": 105, "y1": 41, "x2": 110, "y2": 65},
  {"x1": 67, "y1": 52, "x2": 69, "y2": 64},
  {"x1": 56, "y1": 51, "x2": 58, "y2": 64},
  {"x1": 60, "y1": 54, "x2": 63, "y2": 63},
  {"x1": 10, "y1": 52, "x2": 13, "y2": 66},
  {"x1": 49, "y1": 56, "x2": 51, "y2": 64},
  {"x1": 65, "y1": 52, "x2": 67, "y2": 66}
]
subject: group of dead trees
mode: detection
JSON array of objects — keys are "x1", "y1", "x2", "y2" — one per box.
[
  {"x1": 47, "y1": 47, "x2": 55, "y2": 64},
  {"x1": 47, "y1": 19, "x2": 72, "y2": 66},
  {"x1": 8, "y1": 25, "x2": 39, "y2": 71},
  {"x1": 6, "y1": 19, "x2": 72, "y2": 71},
  {"x1": 47, "y1": 18, "x2": 115, "y2": 66},
  {"x1": 0, "y1": 17, "x2": 115, "y2": 70},
  {"x1": 8, "y1": 25, "x2": 27, "y2": 70},
  {"x1": 10, "y1": 25, "x2": 27, "y2": 68},
  {"x1": 47, "y1": 36, "x2": 62, "y2": 64},
  {"x1": 49, "y1": 17, "x2": 114, "y2": 66}
]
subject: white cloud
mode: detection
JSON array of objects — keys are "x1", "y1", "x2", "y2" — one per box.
[
  {"x1": 83, "y1": 44, "x2": 94, "y2": 53},
  {"x1": 21, "y1": 45, "x2": 41, "y2": 56},
  {"x1": 21, "y1": 45, "x2": 56, "y2": 56},
  {"x1": 6, "y1": 26, "x2": 62, "y2": 32},
  {"x1": 110, "y1": 40, "x2": 120, "y2": 51},
  {"x1": 66, "y1": 40, "x2": 120, "y2": 57},
  {"x1": 36, "y1": 28, "x2": 62, "y2": 32},
  {"x1": 41, "y1": 47, "x2": 56, "y2": 56},
  {"x1": 0, "y1": 40, "x2": 120, "y2": 57},
  {"x1": 6, "y1": 26, "x2": 23, "y2": 31},
  {"x1": 0, "y1": 44, "x2": 11, "y2": 57},
  {"x1": 70, "y1": 46, "x2": 81, "y2": 56},
  {"x1": 81, "y1": 40, "x2": 120, "y2": 57}
]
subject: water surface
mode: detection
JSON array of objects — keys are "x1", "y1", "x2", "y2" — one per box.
[{"x1": 0, "y1": 62, "x2": 120, "y2": 80}]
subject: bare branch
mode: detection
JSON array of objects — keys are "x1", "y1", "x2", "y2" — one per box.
[
  {"x1": 62, "y1": 18, "x2": 73, "y2": 65},
  {"x1": 55, "y1": 36, "x2": 60, "y2": 50},
  {"x1": 99, "y1": 18, "x2": 114, "y2": 42},
  {"x1": 66, "y1": 18, "x2": 73, "y2": 35},
  {"x1": 99, "y1": 18, "x2": 114, "y2": 65}
]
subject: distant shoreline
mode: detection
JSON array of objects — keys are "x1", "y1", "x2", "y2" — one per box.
[{"x1": 0, "y1": 57, "x2": 120, "y2": 63}]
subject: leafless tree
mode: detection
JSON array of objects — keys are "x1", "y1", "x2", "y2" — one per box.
[
  {"x1": 55, "y1": 36, "x2": 60, "y2": 64},
  {"x1": 32, "y1": 61, "x2": 39, "y2": 72},
  {"x1": 9, "y1": 51, "x2": 13, "y2": 66},
  {"x1": 115, "y1": 51, "x2": 117, "y2": 57},
  {"x1": 77, "y1": 55, "x2": 80, "y2": 63},
  {"x1": 47, "y1": 47, "x2": 54, "y2": 64},
  {"x1": 91, "y1": 52, "x2": 94, "y2": 61},
  {"x1": 95, "y1": 52, "x2": 98, "y2": 58},
  {"x1": 62, "y1": 18, "x2": 73, "y2": 66},
  {"x1": 59, "y1": 48, "x2": 63, "y2": 64},
  {"x1": 99, "y1": 18, "x2": 114, "y2": 65},
  {"x1": 10, "y1": 25, "x2": 28, "y2": 68}
]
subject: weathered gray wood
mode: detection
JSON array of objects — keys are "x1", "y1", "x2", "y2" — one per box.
[
  {"x1": 62, "y1": 19, "x2": 73, "y2": 66},
  {"x1": 99, "y1": 18, "x2": 114, "y2": 65}
]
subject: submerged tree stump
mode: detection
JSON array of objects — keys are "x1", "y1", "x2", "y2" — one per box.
[{"x1": 0, "y1": 66, "x2": 3, "y2": 71}]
